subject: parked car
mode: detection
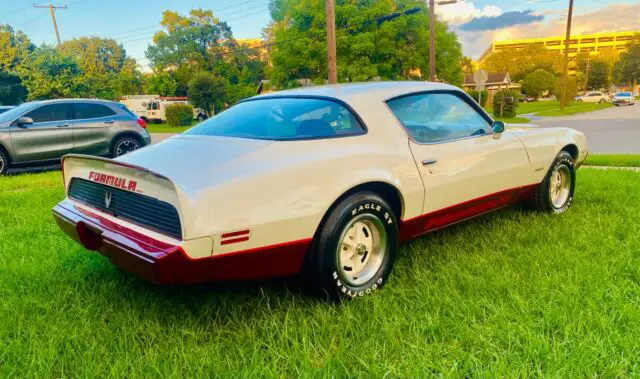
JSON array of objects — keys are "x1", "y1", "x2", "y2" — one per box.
[
  {"x1": 574, "y1": 91, "x2": 608, "y2": 103},
  {"x1": 53, "y1": 82, "x2": 587, "y2": 300},
  {"x1": 0, "y1": 105, "x2": 15, "y2": 114},
  {"x1": 612, "y1": 92, "x2": 636, "y2": 106},
  {"x1": 0, "y1": 99, "x2": 150, "y2": 175}
]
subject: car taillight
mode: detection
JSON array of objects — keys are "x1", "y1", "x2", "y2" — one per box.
[{"x1": 137, "y1": 118, "x2": 147, "y2": 129}]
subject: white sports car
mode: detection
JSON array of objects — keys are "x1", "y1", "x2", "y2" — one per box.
[{"x1": 53, "y1": 82, "x2": 588, "y2": 299}]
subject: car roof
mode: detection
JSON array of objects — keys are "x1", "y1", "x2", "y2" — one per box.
[
  {"x1": 36, "y1": 98, "x2": 120, "y2": 106},
  {"x1": 252, "y1": 81, "x2": 461, "y2": 104}
]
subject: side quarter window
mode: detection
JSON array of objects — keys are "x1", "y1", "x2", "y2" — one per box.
[{"x1": 387, "y1": 93, "x2": 492, "y2": 144}]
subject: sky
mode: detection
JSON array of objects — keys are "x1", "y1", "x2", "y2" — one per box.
[{"x1": 1, "y1": 0, "x2": 639, "y2": 67}]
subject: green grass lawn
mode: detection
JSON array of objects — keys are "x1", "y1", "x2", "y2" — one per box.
[
  {"x1": 2, "y1": 169, "x2": 640, "y2": 376},
  {"x1": 493, "y1": 116, "x2": 531, "y2": 124},
  {"x1": 585, "y1": 154, "x2": 640, "y2": 167},
  {"x1": 517, "y1": 101, "x2": 613, "y2": 117},
  {"x1": 146, "y1": 122, "x2": 193, "y2": 134}
]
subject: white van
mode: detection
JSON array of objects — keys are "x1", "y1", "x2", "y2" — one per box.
[
  {"x1": 119, "y1": 95, "x2": 159, "y2": 119},
  {"x1": 145, "y1": 97, "x2": 209, "y2": 123}
]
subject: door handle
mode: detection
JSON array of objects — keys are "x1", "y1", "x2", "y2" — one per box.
[
  {"x1": 56, "y1": 123, "x2": 70, "y2": 128},
  {"x1": 104, "y1": 120, "x2": 115, "y2": 124},
  {"x1": 422, "y1": 159, "x2": 438, "y2": 166}
]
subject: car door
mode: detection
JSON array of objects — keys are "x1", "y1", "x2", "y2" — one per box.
[
  {"x1": 10, "y1": 103, "x2": 74, "y2": 163},
  {"x1": 72, "y1": 102, "x2": 118, "y2": 156},
  {"x1": 387, "y1": 92, "x2": 532, "y2": 221}
]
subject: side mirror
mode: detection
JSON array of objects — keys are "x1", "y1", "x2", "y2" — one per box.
[
  {"x1": 16, "y1": 117, "x2": 34, "y2": 128},
  {"x1": 492, "y1": 120, "x2": 505, "y2": 134}
]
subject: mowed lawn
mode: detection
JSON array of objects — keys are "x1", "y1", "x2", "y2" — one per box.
[{"x1": 2, "y1": 169, "x2": 640, "y2": 377}]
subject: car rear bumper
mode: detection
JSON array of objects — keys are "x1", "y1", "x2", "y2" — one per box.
[{"x1": 52, "y1": 200, "x2": 310, "y2": 284}]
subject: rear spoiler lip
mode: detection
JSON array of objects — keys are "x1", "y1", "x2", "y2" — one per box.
[{"x1": 61, "y1": 154, "x2": 172, "y2": 182}]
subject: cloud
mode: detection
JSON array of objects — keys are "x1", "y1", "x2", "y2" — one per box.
[
  {"x1": 455, "y1": 2, "x2": 640, "y2": 58},
  {"x1": 459, "y1": 10, "x2": 544, "y2": 32},
  {"x1": 436, "y1": 1, "x2": 502, "y2": 25}
]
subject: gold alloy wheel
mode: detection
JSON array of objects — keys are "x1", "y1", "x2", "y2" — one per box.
[
  {"x1": 336, "y1": 214, "x2": 387, "y2": 286},
  {"x1": 549, "y1": 165, "x2": 571, "y2": 209}
]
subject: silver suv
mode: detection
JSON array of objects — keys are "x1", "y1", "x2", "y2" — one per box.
[{"x1": 0, "y1": 99, "x2": 151, "y2": 175}]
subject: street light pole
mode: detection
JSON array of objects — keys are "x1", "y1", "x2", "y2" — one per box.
[{"x1": 560, "y1": 0, "x2": 574, "y2": 110}]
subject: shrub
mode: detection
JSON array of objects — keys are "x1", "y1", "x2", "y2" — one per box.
[
  {"x1": 465, "y1": 89, "x2": 489, "y2": 107},
  {"x1": 492, "y1": 89, "x2": 520, "y2": 118},
  {"x1": 165, "y1": 103, "x2": 193, "y2": 127}
]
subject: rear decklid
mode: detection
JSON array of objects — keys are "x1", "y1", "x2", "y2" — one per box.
[{"x1": 62, "y1": 155, "x2": 184, "y2": 240}]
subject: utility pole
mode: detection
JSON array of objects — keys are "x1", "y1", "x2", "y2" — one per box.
[
  {"x1": 559, "y1": 0, "x2": 574, "y2": 110},
  {"x1": 584, "y1": 54, "x2": 590, "y2": 91},
  {"x1": 325, "y1": 0, "x2": 337, "y2": 84},
  {"x1": 33, "y1": 4, "x2": 67, "y2": 45},
  {"x1": 428, "y1": 0, "x2": 436, "y2": 82}
]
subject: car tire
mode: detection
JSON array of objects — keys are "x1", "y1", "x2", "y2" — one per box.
[
  {"x1": 111, "y1": 136, "x2": 142, "y2": 158},
  {"x1": 0, "y1": 149, "x2": 8, "y2": 175},
  {"x1": 528, "y1": 151, "x2": 575, "y2": 214},
  {"x1": 576, "y1": 99, "x2": 583, "y2": 103},
  {"x1": 599, "y1": 99, "x2": 606, "y2": 104},
  {"x1": 302, "y1": 192, "x2": 398, "y2": 301}
]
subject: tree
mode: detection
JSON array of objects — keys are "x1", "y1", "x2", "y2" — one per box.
[
  {"x1": 17, "y1": 45, "x2": 86, "y2": 100},
  {"x1": 267, "y1": 0, "x2": 463, "y2": 86},
  {"x1": 144, "y1": 72, "x2": 177, "y2": 96},
  {"x1": 613, "y1": 34, "x2": 640, "y2": 87},
  {"x1": 59, "y1": 36, "x2": 138, "y2": 99},
  {"x1": 0, "y1": 71, "x2": 26, "y2": 105},
  {"x1": 188, "y1": 71, "x2": 227, "y2": 116},
  {"x1": 146, "y1": 9, "x2": 265, "y2": 104},
  {"x1": 552, "y1": 76, "x2": 577, "y2": 104},
  {"x1": 587, "y1": 60, "x2": 609, "y2": 90},
  {"x1": 492, "y1": 89, "x2": 520, "y2": 118},
  {"x1": 460, "y1": 56, "x2": 475, "y2": 75},
  {"x1": 0, "y1": 25, "x2": 33, "y2": 72},
  {"x1": 522, "y1": 69, "x2": 556, "y2": 100},
  {"x1": 481, "y1": 45, "x2": 561, "y2": 81}
]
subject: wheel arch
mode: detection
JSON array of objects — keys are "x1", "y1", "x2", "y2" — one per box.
[
  {"x1": 0, "y1": 141, "x2": 12, "y2": 162},
  {"x1": 312, "y1": 181, "x2": 405, "y2": 241},
  {"x1": 109, "y1": 131, "x2": 145, "y2": 155},
  {"x1": 560, "y1": 143, "x2": 579, "y2": 160}
]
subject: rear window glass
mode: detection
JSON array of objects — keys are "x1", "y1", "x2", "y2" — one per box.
[
  {"x1": 74, "y1": 103, "x2": 116, "y2": 119},
  {"x1": 617, "y1": 92, "x2": 632, "y2": 97},
  {"x1": 184, "y1": 98, "x2": 365, "y2": 140}
]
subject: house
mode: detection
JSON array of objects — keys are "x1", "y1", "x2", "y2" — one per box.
[{"x1": 462, "y1": 72, "x2": 521, "y2": 92}]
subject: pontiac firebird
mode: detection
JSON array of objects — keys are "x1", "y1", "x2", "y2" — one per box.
[{"x1": 53, "y1": 82, "x2": 588, "y2": 299}]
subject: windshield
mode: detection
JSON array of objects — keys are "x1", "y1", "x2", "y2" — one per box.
[
  {"x1": 617, "y1": 92, "x2": 632, "y2": 97},
  {"x1": 0, "y1": 102, "x2": 40, "y2": 123},
  {"x1": 184, "y1": 97, "x2": 365, "y2": 140}
]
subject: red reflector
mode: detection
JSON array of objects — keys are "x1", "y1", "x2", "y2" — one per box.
[{"x1": 137, "y1": 118, "x2": 146, "y2": 129}]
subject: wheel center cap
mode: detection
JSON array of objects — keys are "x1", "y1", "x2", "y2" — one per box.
[{"x1": 356, "y1": 243, "x2": 367, "y2": 256}]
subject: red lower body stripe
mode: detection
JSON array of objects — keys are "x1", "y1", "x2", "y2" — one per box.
[
  {"x1": 221, "y1": 236, "x2": 250, "y2": 245},
  {"x1": 399, "y1": 184, "x2": 539, "y2": 242}
]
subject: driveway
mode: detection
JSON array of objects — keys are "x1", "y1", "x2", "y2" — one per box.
[{"x1": 533, "y1": 104, "x2": 640, "y2": 154}]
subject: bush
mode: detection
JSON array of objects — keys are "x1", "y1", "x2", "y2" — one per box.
[
  {"x1": 465, "y1": 89, "x2": 489, "y2": 107},
  {"x1": 492, "y1": 90, "x2": 520, "y2": 118},
  {"x1": 165, "y1": 103, "x2": 193, "y2": 127}
]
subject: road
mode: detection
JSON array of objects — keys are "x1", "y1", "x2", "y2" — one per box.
[{"x1": 533, "y1": 104, "x2": 640, "y2": 154}]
